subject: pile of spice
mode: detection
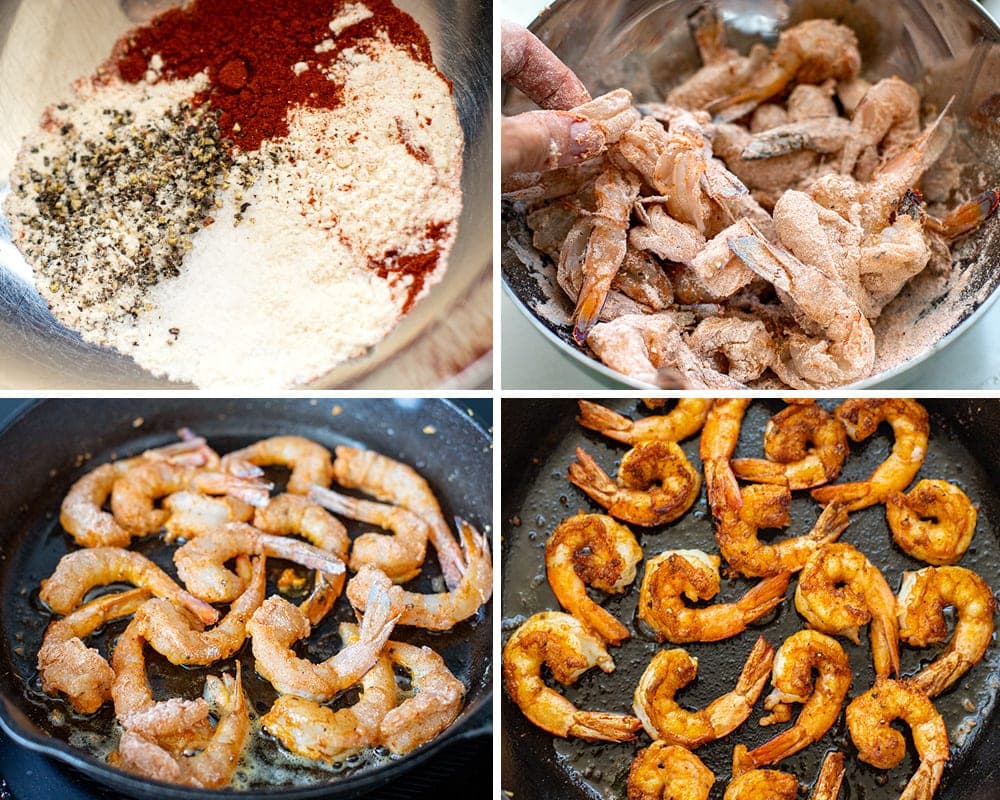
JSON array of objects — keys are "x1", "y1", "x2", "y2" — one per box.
[{"x1": 4, "y1": 0, "x2": 464, "y2": 387}]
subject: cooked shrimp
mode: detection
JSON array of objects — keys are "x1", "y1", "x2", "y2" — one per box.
[
  {"x1": 577, "y1": 400, "x2": 713, "y2": 446},
  {"x1": 732, "y1": 403, "x2": 849, "y2": 490},
  {"x1": 633, "y1": 636, "x2": 774, "y2": 746},
  {"x1": 725, "y1": 751, "x2": 845, "y2": 800},
  {"x1": 37, "y1": 588, "x2": 150, "y2": 714},
  {"x1": 638, "y1": 550, "x2": 790, "y2": 642},
  {"x1": 795, "y1": 542, "x2": 900, "y2": 677},
  {"x1": 628, "y1": 742, "x2": 714, "y2": 800},
  {"x1": 162, "y1": 492, "x2": 255, "y2": 541},
  {"x1": 840, "y1": 77, "x2": 922, "y2": 176},
  {"x1": 309, "y1": 485, "x2": 427, "y2": 583},
  {"x1": 568, "y1": 442, "x2": 701, "y2": 527},
  {"x1": 897, "y1": 565, "x2": 996, "y2": 697},
  {"x1": 886, "y1": 479, "x2": 977, "y2": 565},
  {"x1": 502, "y1": 611, "x2": 642, "y2": 741},
  {"x1": 545, "y1": 513, "x2": 643, "y2": 645},
  {"x1": 700, "y1": 397, "x2": 751, "y2": 517},
  {"x1": 345, "y1": 519, "x2": 491, "y2": 631},
  {"x1": 846, "y1": 678, "x2": 948, "y2": 800},
  {"x1": 221, "y1": 435, "x2": 333, "y2": 494},
  {"x1": 811, "y1": 399, "x2": 929, "y2": 511}
]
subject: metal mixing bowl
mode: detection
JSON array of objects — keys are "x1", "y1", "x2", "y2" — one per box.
[
  {"x1": 0, "y1": 0, "x2": 491, "y2": 389},
  {"x1": 501, "y1": 0, "x2": 1000, "y2": 389}
]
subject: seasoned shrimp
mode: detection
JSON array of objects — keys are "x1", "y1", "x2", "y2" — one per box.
[
  {"x1": 897, "y1": 566, "x2": 996, "y2": 697},
  {"x1": 700, "y1": 397, "x2": 751, "y2": 517},
  {"x1": 725, "y1": 751, "x2": 845, "y2": 800},
  {"x1": 577, "y1": 400, "x2": 713, "y2": 446},
  {"x1": 502, "y1": 611, "x2": 642, "y2": 741},
  {"x1": 926, "y1": 188, "x2": 1000, "y2": 239},
  {"x1": 221, "y1": 435, "x2": 333, "y2": 495},
  {"x1": 633, "y1": 636, "x2": 774, "y2": 746},
  {"x1": 545, "y1": 514, "x2": 643, "y2": 645},
  {"x1": 732, "y1": 402, "x2": 849, "y2": 490},
  {"x1": 162, "y1": 492, "x2": 254, "y2": 541},
  {"x1": 811, "y1": 399, "x2": 929, "y2": 511},
  {"x1": 628, "y1": 742, "x2": 714, "y2": 800},
  {"x1": 638, "y1": 550, "x2": 790, "y2": 643},
  {"x1": 846, "y1": 678, "x2": 948, "y2": 800},
  {"x1": 840, "y1": 77, "x2": 922, "y2": 176},
  {"x1": 740, "y1": 117, "x2": 851, "y2": 160},
  {"x1": 345, "y1": 519, "x2": 491, "y2": 631},
  {"x1": 568, "y1": 442, "x2": 701, "y2": 527},
  {"x1": 572, "y1": 89, "x2": 642, "y2": 144},
  {"x1": 309, "y1": 485, "x2": 427, "y2": 583},
  {"x1": 687, "y1": 317, "x2": 776, "y2": 384},
  {"x1": 795, "y1": 542, "x2": 900, "y2": 677},
  {"x1": 37, "y1": 588, "x2": 150, "y2": 714},
  {"x1": 886, "y1": 479, "x2": 977, "y2": 565}
]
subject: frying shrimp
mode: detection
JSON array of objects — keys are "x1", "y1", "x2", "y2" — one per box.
[
  {"x1": 638, "y1": 550, "x2": 790, "y2": 642},
  {"x1": 567, "y1": 442, "x2": 701, "y2": 527},
  {"x1": 886, "y1": 479, "x2": 977, "y2": 565},
  {"x1": 37, "y1": 588, "x2": 150, "y2": 714},
  {"x1": 576, "y1": 399, "x2": 713, "y2": 446},
  {"x1": 700, "y1": 397, "x2": 751, "y2": 518},
  {"x1": 220, "y1": 435, "x2": 333, "y2": 494},
  {"x1": 811, "y1": 399, "x2": 929, "y2": 511},
  {"x1": 840, "y1": 77, "x2": 921, "y2": 176},
  {"x1": 897, "y1": 566, "x2": 996, "y2": 697},
  {"x1": 628, "y1": 742, "x2": 714, "y2": 800},
  {"x1": 725, "y1": 751, "x2": 845, "y2": 800},
  {"x1": 846, "y1": 678, "x2": 948, "y2": 800},
  {"x1": 633, "y1": 636, "x2": 774, "y2": 746},
  {"x1": 795, "y1": 542, "x2": 901, "y2": 677},
  {"x1": 502, "y1": 611, "x2": 642, "y2": 741},
  {"x1": 162, "y1": 492, "x2": 254, "y2": 541},
  {"x1": 545, "y1": 513, "x2": 643, "y2": 645},
  {"x1": 345, "y1": 519, "x2": 492, "y2": 631}
]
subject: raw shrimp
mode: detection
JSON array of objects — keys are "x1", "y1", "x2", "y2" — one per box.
[
  {"x1": 345, "y1": 519, "x2": 491, "y2": 631},
  {"x1": 840, "y1": 77, "x2": 922, "y2": 176},
  {"x1": 897, "y1": 565, "x2": 996, "y2": 697},
  {"x1": 732, "y1": 402, "x2": 849, "y2": 490},
  {"x1": 309, "y1": 485, "x2": 427, "y2": 583},
  {"x1": 576, "y1": 399, "x2": 713, "y2": 446},
  {"x1": 628, "y1": 742, "x2": 714, "y2": 800},
  {"x1": 725, "y1": 751, "x2": 845, "y2": 800},
  {"x1": 638, "y1": 550, "x2": 790, "y2": 642},
  {"x1": 886, "y1": 479, "x2": 977, "y2": 565},
  {"x1": 926, "y1": 188, "x2": 1000, "y2": 239},
  {"x1": 502, "y1": 611, "x2": 642, "y2": 741},
  {"x1": 162, "y1": 492, "x2": 254, "y2": 541},
  {"x1": 795, "y1": 542, "x2": 901, "y2": 677},
  {"x1": 628, "y1": 201, "x2": 706, "y2": 265},
  {"x1": 633, "y1": 636, "x2": 774, "y2": 746},
  {"x1": 545, "y1": 513, "x2": 643, "y2": 645},
  {"x1": 811, "y1": 399, "x2": 929, "y2": 511},
  {"x1": 571, "y1": 89, "x2": 642, "y2": 144},
  {"x1": 687, "y1": 317, "x2": 775, "y2": 384},
  {"x1": 687, "y1": 220, "x2": 758, "y2": 299},
  {"x1": 37, "y1": 588, "x2": 150, "y2": 714},
  {"x1": 567, "y1": 442, "x2": 701, "y2": 527},
  {"x1": 846, "y1": 678, "x2": 948, "y2": 800},
  {"x1": 740, "y1": 117, "x2": 851, "y2": 160},
  {"x1": 221, "y1": 435, "x2": 333, "y2": 494},
  {"x1": 732, "y1": 630, "x2": 850, "y2": 770}
]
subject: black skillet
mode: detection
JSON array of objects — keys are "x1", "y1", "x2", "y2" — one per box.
[
  {"x1": 0, "y1": 398, "x2": 492, "y2": 800},
  {"x1": 502, "y1": 398, "x2": 1000, "y2": 800}
]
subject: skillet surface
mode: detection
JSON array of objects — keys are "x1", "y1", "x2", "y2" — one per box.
[
  {"x1": 0, "y1": 398, "x2": 492, "y2": 799},
  {"x1": 502, "y1": 398, "x2": 1000, "y2": 800}
]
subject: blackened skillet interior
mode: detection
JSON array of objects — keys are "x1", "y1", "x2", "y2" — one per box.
[
  {"x1": 501, "y1": 398, "x2": 1000, "y2": 800},
  {"x1": 0, "y1": 398, "x2": 492, "y2": 800}
]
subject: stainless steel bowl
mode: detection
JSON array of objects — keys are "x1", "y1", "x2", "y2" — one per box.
[
  {"x1": 501, "y1": 0, "x2": 1000, "y2": 389},
  {"x1": 0, "y1": 0, "x2": 491, "y2": 389}
]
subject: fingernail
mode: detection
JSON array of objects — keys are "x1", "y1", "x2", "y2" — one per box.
[{"x1": 569, "y1": 121, "x2": 603, "y2": 157}]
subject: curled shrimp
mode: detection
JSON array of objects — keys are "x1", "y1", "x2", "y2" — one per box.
[
  {"x1": 638, "y1": 550, "x2": 790, "y2": 643},
  {"x1": 627, "y1": 742, "x2": 714, "y2": 800},
  {"x1": 886, "y1": 479, "x2": 977, "y2": 565},
  {"x1": 897, "y1": 565, "x2": 996, "y2": 697},
  {"x1": 633, "y1": 636, "x2": 774, "y2": 747},
  {"x1": 811, "y1": 399, "x2": 929, "y2": 511},
  {"x1": 568, "y1": 442, "x2": 701, "y2": 527},
  {"x1": 840, "y1": 77, "x2": 922, "y2": 176},
  {"x1": 795, "y1": 542, "x2": 900, "y2": 677},
  {"x1": 162, "y1": 492, "x2": 254, "y2": 541},
  {"x1": 345, "y1": 519, "x2": 492, "y2": 631},
  {"x1": 576, "y1": 399, "x2": 713, "y2": 446},
  {"x1": 846, "y1": 677, "x2": 948, "y2": 800},
  {"x1": 545, "y1": 513, "x2": 642, "y2": 645},
  {"x1": 502, "y1": 611, "x2": 642, "y2": 741},
  {"x1": 221, "y1": 435, "x2": 333, "y2": 494},
  {"x1": 725, "y1": 751, "x2": 845, "y2": 800},
  {"x1": 37, "y1": 588, "x2": 150, "y2": 714}
]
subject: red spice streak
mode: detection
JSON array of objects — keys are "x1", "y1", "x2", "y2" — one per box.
[{"x1": 372, "y1": 222, "x2": 449, "y2": 314}]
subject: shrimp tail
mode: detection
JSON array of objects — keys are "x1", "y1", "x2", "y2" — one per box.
[
  {"x1": 926, "y1": 188, "x2": 1000, "y2": 240},
  {"x1": 808, "y1": 501, "x2": 851, "y2": 545},
  {"x1": 736, "y1": 573, "x2": 791, "y2": 623},
  {"x1": 734, "y1": 636, "x2": 775, "y2": 698},
  {"x1": 731, "y1": 457, "x2": 791, "y2": 486},
  {"x1": 179, "y1": 590, "x2": 220, "y2": 626},
  {"x1": 567, "y1": 710, "x2": 642, "y2": 742},
  {"x1": 358, "y1": 580, "x2": 400, "y2": 650},
  {"x1": 813, "y1": 752, "x2": 846, "y2": 800},
  {"x1": 811, "y1": 481, "x2": 872, "y2": 511},
  {"x1": 572, "y1": 288, "x2": 607, "y2": 345},
  {"x1": 567, "y1": 448, "x2": 617, "y2": 506},
  {"x1": 911, "y1": 652, "x2": 971, "y2": 698},
  {"x1": 704, "y1": 459, "x2": 743, "y2": 517},
  {"x1": 576, "y1": 401, "x2": 633, "y2": 443},
  {"x1": 742, "y1": 721, "x2": 814, "y2": 766},
  {"x1": 900, "y1": 759, "x2": 946, "y2": 800},
  {"x1": 870, "y1": 613, "x2": 901, "y2": 678},
  {"x1": 731, "y1": 743, "x2": 755, "y2": 778}
]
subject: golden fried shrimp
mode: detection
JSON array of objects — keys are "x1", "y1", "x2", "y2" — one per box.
[
  {"x1": 628, "y1": 742, "x2": 714, "y2": 800},
  {"x1": 502, "y1": 611, "x2": 642, "y2": 742},
  {"x1": 886, "y1": 479, "x2": 977, "y2": 565},
  {"x1": 840, "y1": 77, "x2": 921, "y2": 176},
  {"x1": 577, "y1": 399, "x2": 713, "y2": 446},
  {"x1": 162, "y1": 492, "x2": 254, "y2": 541},
  {"x1": 309, "y1": 485, "x2": 428, "y2": 583},
  {"x1": 725, "y1": 751, "x2": 845, "y2": 800},
  {"x1": 731, "y1": 403, "x2": 849, "y2": 490},
  {"x1": 345, "y1": 520, "x2": 491, "y2": 631},
  {"x1": 846, "y1": 678, "x2": 948, "y2": 800},
  {"x1": 638, "y1": 550, "x2": 790, "y2": 642},
  {"x1": 568, "y1": 442, "x2": 701, "y2": 527},
  {"x1": 897, "y1": 566, "x2": 996, "y2": 697},
  {"x1": 221, "y1": 435, "x2": 333, "y2": 494},
  {"x1": 633, "y1": 636, "x2": 774, "y2": 747},
  {"x1": 700, "y1": 398, "x2": 751, "y2": 518},
  {"x1": 811, "y1": 399, "x2": 929, "y2": 512},
  {"x1": 37, "y1": 588, "x2": 150, "y2": 714},
  {"x1": 795, "y1": 542, "x2": 900, "y2": 677}
]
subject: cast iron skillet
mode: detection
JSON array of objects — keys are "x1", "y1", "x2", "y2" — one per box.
[
  {"x1": 502, "y1": 398, "x2": 1000, "y2": 800},
  {"x1": 0, "y1": 398, "x2": 492, "y2": 799}
]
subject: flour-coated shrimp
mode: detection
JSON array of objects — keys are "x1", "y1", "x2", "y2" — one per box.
[
  {"x1": 161, "y1": 492, "x2": 255, "y2": 542},
  {"x1": 840, "y1": 77, "x2": 922, "y2": 176},
  {"x1": 572, "y1": 89, "x2": 642, "y2": 144},
  {"x1": 741, "y1": 116, "x2": 851, "y2": 160},
  {"x1": 886, "y1": 479, "x2": 977, "y2": 565},
  {"x1": 577, "y1": 399, "x2": 712, "y2": 446},
  {"x1": 688, "y1": 317, "x2": 776, "y2": 385},
  {"x1": 221, "y1": 435, "x2": 333, "y2": 495},
  {"x1": 628, "y1": 742, "x2": 714, "y2": 800}
]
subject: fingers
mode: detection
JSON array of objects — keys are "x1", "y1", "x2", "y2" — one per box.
[
  {"x1": 501, "y1": 20, "x2": 591, "y2": 110},
  {"x1": 501, "y1": 111, "x2": 604, "y2": 179}
]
